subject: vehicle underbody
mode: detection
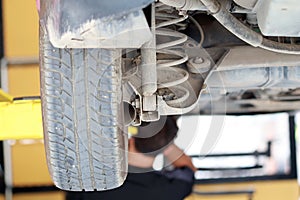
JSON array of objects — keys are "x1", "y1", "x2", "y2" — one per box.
[{"x1": 38, "y1": 0, "x2": 300, "y2": 191}]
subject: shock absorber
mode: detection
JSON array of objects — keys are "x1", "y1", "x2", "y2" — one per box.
[
  {"x1": 155, "y1": 2, "x2": 190, "y2": 107},
  {"x1": 134, "y1": 2, "x2": 192, "y2": 123}
]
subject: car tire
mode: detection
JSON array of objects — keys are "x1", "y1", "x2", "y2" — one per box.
[{"x1": 39, "y1": 26, "x2": 128, "y2": 191}]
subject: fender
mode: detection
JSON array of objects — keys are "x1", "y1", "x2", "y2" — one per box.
[{"x1": 38, "y1": 0, "x2": 154, "y2": 48}]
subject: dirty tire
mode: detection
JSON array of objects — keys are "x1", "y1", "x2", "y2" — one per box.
[{"x1": 39, "y1": 28, "x2": 128, "y2": 191}]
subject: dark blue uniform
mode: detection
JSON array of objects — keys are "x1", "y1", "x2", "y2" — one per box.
[{"x1": 66, "y1": 166, "x2": 194, "y2": 200}]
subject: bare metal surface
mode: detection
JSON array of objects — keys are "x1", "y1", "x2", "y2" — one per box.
[
  {"x1": 160, "y1": 0, "x2": 205, "y2": 10},
  {"x1": 233, "y1": 0, "x2": 257, "y2": 9},
  {"x1": 193, "y1": 63, "x2": 300, "y2": 115},
  {"x1": 1, "y1": 50, "x2": 12, "y2": 200},
  {"x1": 256, "y1": 0, "x2": 300, "y2": 37},
  {"x1": 187, "y1": 57, "x2": 211, "y2": 73},
  {"x1": 4, "y1": 142, "x2": 13, "y2": 200},
  {"x1": 0, "y1": 59, "x2": 8, "y2": 92},
  {"x1": 207, "y1": 65, "x2": 300, "y2": 90},
  {"x1": 206, "y1": 99, "x2": 300, "y2": 114},
  {"x1": 143, "y1": 95, "x2": 157, "y2": 112},
  {"x1": 141, "y1": 3, "x2": 157, "y2": 97},
  {"x1": 216, "y1": 46, "x2": 300, "y2": 71}
]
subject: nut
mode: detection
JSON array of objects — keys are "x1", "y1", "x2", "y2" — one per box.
[{"x1": 187, "y1": 57, "x2": 212, "y2": 74}]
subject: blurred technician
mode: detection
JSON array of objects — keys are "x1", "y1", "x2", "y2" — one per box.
[{"x1": 66, "y1": 116, "x2": 196, "y2": 200}]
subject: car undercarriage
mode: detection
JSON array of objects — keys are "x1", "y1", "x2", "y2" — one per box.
[{"x1": 38, "y1": 0, "x2": 300, "y2": 191}]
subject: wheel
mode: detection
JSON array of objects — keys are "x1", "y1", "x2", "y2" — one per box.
[{"x1": 39, "y1": 26, "x2": 128, "y2": 191}]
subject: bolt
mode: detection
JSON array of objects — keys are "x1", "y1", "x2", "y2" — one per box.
[
  {"x1": 187, "y1": 57, "x2": 212, "y2": 74},
  {"x1": 193, "y1": 57, "x2": 204, "y2": 64}
]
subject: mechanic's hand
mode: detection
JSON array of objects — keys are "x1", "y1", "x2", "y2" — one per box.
[{"x1": 163, "y1": 144, "x2": 197, "y2": 172}]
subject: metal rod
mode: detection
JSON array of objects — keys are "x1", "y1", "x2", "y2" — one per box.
[
  {"x1": 194, "y1": 189, "x2": 255, "y2": 196},
  {"x1": 190, "y1": 141, "x2": 271, "y2": 158},
  {"x1": 141, "y1": 3, "x2": 157, "y2": 97},
  {"x1": 197, "y1": 165, "x2": 263, "y2": 171},
  {"x1": 4, "y1": 141, "x2": 13, "y2": 200},
  {"x1": 6, "y1": 57, "x2": 39, "y2": 65}
]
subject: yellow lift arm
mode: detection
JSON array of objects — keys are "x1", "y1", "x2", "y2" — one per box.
[
  {"x1": 0, "y1": 89, "x2": 43, "y2": 140},
  {"x1": 0, "y1": 89, "x2": 138, "y2": 140}
]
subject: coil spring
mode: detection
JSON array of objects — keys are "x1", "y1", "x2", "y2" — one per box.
[{"x1": 155, "y1": 2, "x2": 190, "y2": 106}]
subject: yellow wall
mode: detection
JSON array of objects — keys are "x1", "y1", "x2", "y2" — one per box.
[
  {"x1": 11, "y1": 140, "x2": 52, "y2": 186},
  {"x1": 3, "y1": 0, "x2": 39, "y2": 58},
  {"x1": 7, "y1": 64, "x2": 40, "y2": 97},
  {"x1": 187, "y1": 180, "x2": 299, "y2": 200},
  {"x1": 3, "y1": 0, "x2": 40, "y2": 97},
  {"x1": 13, "y1": 192, "x2": 65, "y2": 200},
  {"x1": 2, "y1": 0, "x2": 52, "y2": 187}
]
